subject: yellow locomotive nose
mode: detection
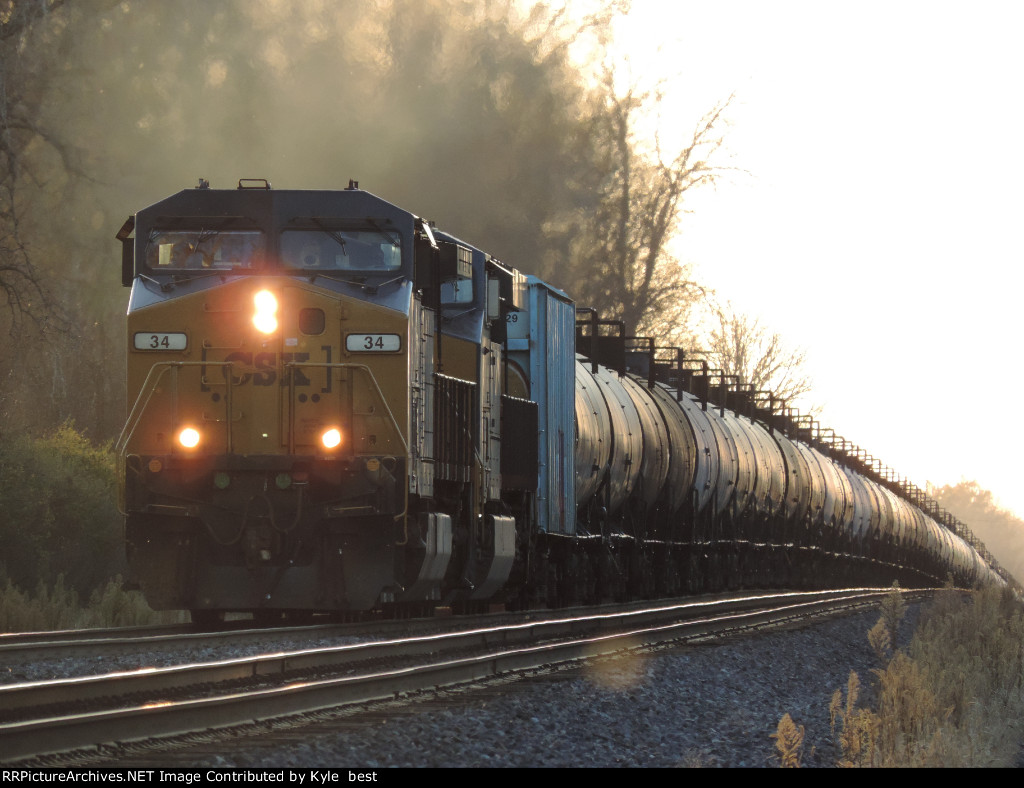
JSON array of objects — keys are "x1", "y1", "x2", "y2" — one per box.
[{"x1": 253, "y1": 289, "x2": 278, "y2": 334}]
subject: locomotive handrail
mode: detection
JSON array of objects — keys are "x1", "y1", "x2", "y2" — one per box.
[
  {"x1": 115, "y1": 360, "x2": 237, "y2": 514},
  {"x1": 282, "y1": 361, "x2": 409, "y2": 458},
  {"x1": 116, "y1": 358, "x2": 408, "y2": 463},
  {"x1": 116, "y1": 360, "x2": 238, "y2": 460}
]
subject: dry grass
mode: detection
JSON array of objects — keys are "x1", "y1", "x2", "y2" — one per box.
[
  {"x1": 879, "y1": 580, "x2": 907, "y2": 650},
  {"x1": 819, "y1": 584, "x2": 1024, "y2": 767},
  {"x1": 772, "y1": 713, "x2": 808, "y2": 767}
]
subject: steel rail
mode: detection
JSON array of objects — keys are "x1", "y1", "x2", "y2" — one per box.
[
  {"x1": 0, "y1": 588, "x2": 925, "y2": 764},
  {"x1": 0, "y1": 592, "x2": 776, "y2": 658},
  {"x1": 0, "y1": 588, "x2": 888, "y2": 713}
]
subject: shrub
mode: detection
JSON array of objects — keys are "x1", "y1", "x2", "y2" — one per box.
[
  {"x1": 0, "y1": 575, "x2": 177, "y2": 631},
  {"x1": 0, "y1": 423, "x2": 124, "y2": 598}
]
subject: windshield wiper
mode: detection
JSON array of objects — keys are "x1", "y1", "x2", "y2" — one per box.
[
  {"x1": 189, "y1": 227, "x2": 220, "y2": 253},
  {"x1": 306, "y1": 271, "x2": 406, "y2": 295},
  {"x1": 311, "y1": 218, "x2": 349, "y2": 256},
  {"x1": 306, "y1": 271, "x2": 367, "y2": 288},
  {"x1": 169, "y1": 270, "x2": 227, "y2": 287},
  {"x1": 364, "y1": 217, "x2": 401, "y2": 247}
]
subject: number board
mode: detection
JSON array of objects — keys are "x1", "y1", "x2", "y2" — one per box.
[
  {"x1": 134, "y1": 332, "x2": 187, "y2": 351},
  {"x1": 346, "y1": 333, "x2": 402, "y2": 352}
]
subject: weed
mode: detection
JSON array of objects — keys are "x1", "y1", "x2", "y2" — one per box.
[
  {"x1": 867, "y1": 617, "x2": 891, "y2": 664},
  {"x1": 879, "y1": 581, "x2": 906, "y2": 650},
  {"x1": 771, "y1": 713, "x2": 806, "y2": 767},
  {"x1": 822, "y1": 586, "x2": 1024, "y2": 767}
]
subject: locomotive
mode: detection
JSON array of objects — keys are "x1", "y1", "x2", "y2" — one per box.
[{"x1": 115, "y1": 180, "x2": 1005, "y2": 623}]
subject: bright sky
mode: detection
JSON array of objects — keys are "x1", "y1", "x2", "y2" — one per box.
[{"x1": 609, "y1": 1, "x2": 1024, "y2": 517}]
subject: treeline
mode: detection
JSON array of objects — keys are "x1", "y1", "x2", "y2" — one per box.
[
  {"x1": 0, "y1": 0, "x2": 739, "y2": 440},
  {"x1": 0, "y1": 424, "x2": 121, "y2": 594},
  {"x1": 931, "y1": 481, "x2": 1024, "y2": 588},
  {"x1": 0, "y1": 423, "x2": 133, "y2": 628},
  {"x1": 0, "y1": 1, "x2": 831, "y2": 621},
  {"x1": 0, "y1": 0, "x2": 742, "y2": 616}
]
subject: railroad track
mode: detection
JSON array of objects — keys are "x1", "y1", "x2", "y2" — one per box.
[
  {"x1": 0, "y1": 595, "x2": 765, "y2": 671},
  {"x1": 1, "y1": 588, "x2": 925, "y2": 766}
]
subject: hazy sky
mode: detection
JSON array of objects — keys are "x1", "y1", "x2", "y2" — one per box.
[{"x1": 609, "y1": 1, "x2": 1024, "y2": 516}]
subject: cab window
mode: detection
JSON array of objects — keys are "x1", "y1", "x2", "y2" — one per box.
[
  {"x1": 146, "y1": 229, "x2": 264, "y2": 270},
  {"x1": 280, "y1": 229, "x2": 401, "y2": 272}
]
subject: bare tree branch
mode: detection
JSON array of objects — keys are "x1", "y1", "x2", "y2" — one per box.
[
  {"x1": 703, "y1": 301, "x2": 816, "y2": 410},
  {"x1": 566, "y1": 69, "x2": 735, "y2": 340},
  {"x1": 0, "y1": 0, "x2": 81, "y2": 332}
]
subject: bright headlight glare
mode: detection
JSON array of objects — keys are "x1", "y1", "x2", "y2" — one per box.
[
  {"x1": 253, "y1": 289, "x2": 278, "y2": 334},
  {"x1": 178, "y1": 427, "x2": 201, "y2": 449},
  {"x1": 321, "y1": 428, "x2": 342, "y2": 449},
  {"x1": 253, "y1": 313, "x2": 278, "y2": 333},
  {"x1": 254, "y1": 290, "x2": 276, "y2": 311}
]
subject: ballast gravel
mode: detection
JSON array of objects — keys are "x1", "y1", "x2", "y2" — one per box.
[{"x1": 124, "y1": 604, "x2": 919, "y2": 769}]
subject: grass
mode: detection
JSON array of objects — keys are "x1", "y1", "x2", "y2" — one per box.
[
  {"x1": 791, "y1": 583, "x2": 1024, "y2": 767},
  {"x1": 0, "y1": 575, "x2": 183, "y2": 632}
]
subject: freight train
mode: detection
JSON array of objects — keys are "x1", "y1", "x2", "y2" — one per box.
[{"x1": 115, "y1": 180, "x2": 1006, "y2": 623}]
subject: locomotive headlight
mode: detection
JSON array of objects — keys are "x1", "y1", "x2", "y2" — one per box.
[
  {"x1": 253, "y1": 289, "x2": 278, "y2": 334},
  {"x1": 321, "y1": 428, "x2": 343, "y2": 450},
  {"x1": 178, "y1": 427, "x2": 201, "y2": 449}
]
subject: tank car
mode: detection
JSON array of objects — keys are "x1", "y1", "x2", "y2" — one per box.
[{"x1": 115, "y1": 180, "x2": 1005, "y2": 622}]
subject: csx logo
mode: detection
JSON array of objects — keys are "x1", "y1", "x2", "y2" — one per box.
[{"x1": 200, "y1": 348, "x2": 333, "y2": 391}]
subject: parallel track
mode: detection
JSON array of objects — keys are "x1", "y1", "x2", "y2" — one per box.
[{"x1": 1, "y1": 588, "x2": 926, "y2": 765}]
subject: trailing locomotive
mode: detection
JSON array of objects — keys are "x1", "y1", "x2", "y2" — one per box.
[{"x1": 115, "y1": 180, "x2": 1005, "y2": 622}]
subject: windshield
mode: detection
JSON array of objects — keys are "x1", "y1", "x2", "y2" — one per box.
[
  {"x1": 146, "y1": 229, "x2": 264, "y2": 270},
  {"x1": 280, "y1": 229, "x2": 401, "y2": 272}
]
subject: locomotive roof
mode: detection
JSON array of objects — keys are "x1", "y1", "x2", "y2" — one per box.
[{"x1": 135, "y1": 183, "x2": 416, "y2": 229}]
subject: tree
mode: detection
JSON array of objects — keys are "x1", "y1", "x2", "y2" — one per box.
[
  {"x1": 930, "y1": 480, "x2": 1024, "y2": 587},
  {"x1": 702, "y1": 301, "x2": 814, "y2": 408},
  {"x1": 0, "y1": 0, "x2": 78, "y2": 332},
  {"x1": 561, "y1": 71, "x2": 733, "y2": 339},
  {"x1": 0, "y1": 0, "x2": 628, "y2": 437},
  {"x1": 0, "y1": 0, "x2": 738, "y2": 439}
]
